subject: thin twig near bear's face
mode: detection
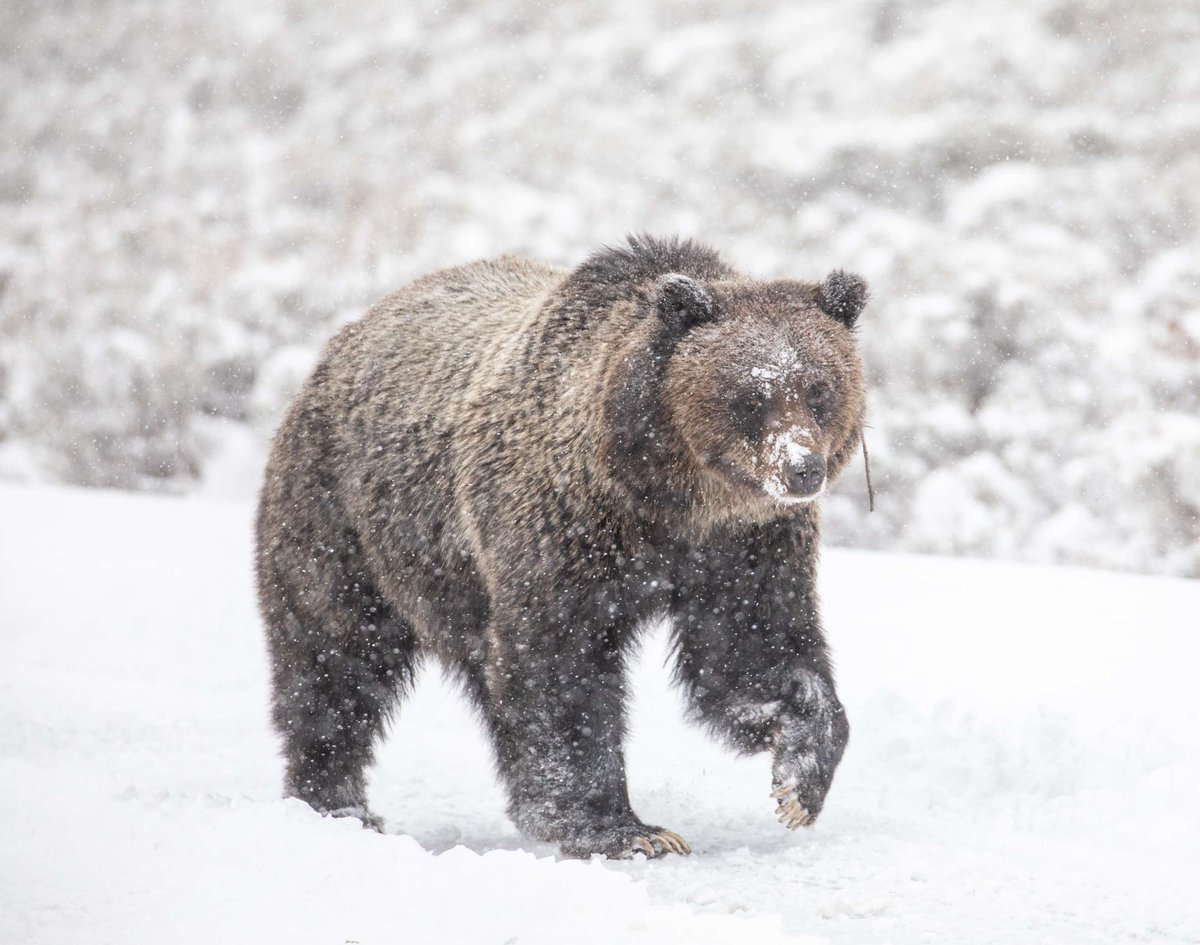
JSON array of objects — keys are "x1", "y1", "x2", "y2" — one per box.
[{"x1": 862, "y1": 432, "x2": 875, "y2": 512}]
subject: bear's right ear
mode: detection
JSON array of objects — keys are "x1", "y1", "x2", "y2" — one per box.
[
  {"x1": 655, "y1": 273, "x2": 716, "y2": 333},
  {"x1": 817, "y1": 270, "x2": 869, "y2": 329}
]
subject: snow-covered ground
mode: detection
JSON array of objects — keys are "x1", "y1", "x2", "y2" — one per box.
[{"x1": 2, "y1": 484, "x2": 1197, "y2": 944}]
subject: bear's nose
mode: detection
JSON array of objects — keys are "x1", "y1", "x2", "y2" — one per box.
[{"x1": 783, "y1": 453, "x2": 827, "y2": 497}]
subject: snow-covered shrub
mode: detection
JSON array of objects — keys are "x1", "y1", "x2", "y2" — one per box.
[{"x1": 0, "y1": 0, "x2": 1196, "y2": 574}]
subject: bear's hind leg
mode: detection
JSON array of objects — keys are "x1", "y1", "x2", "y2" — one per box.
[
  {"x1": 261, "y1": 564, "x2": 419, "y2": 829},
  {"x1": 274, "y1": 617, "x2": 417, "y2": 829}
]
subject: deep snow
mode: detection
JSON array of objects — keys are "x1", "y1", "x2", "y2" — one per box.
[{"x1": 1, "y1": 484, "x2": 1197, "y2": 943}]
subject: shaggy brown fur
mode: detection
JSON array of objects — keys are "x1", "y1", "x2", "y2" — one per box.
[{"x1": 256, "y1": 235, "x2": 868, "y2": 858}]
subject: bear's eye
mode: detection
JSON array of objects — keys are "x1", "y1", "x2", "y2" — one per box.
[
  {"x1": 731, "y1": 391, "x2": 768, "y2": 433},
  {"x1": 807, "y1": 383, "x2": 835, "y2": 424}
]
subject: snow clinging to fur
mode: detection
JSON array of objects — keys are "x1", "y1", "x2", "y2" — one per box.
[{"x1": 762, "y1": 427, "x2": 819, "y2": 501}]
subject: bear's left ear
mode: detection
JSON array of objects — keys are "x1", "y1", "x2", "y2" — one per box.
[
  {"x1": 655, "y1": 273, "x2": 716, "y2": 333},
  {"x1": 817, "y1": 270, "x2": 869, "y2": 328}
]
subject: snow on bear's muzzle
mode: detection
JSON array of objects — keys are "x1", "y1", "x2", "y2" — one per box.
[{"x1": 762, "y1": 427, "x2": 827, "y2": 503}]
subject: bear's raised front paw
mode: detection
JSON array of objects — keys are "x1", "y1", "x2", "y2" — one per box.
[
  {"x1": 770, "y1": 748, "x2": 838, "y2": 831},
  {"x1": 559, "y1": 824, "x2": 691, "y2": 859},
  {"x1": 768, "y1": 692, "x2": 849, "y2": 831}
]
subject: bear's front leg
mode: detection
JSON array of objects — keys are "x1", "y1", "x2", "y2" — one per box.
[
  {"x1": 672, "y1": 520, "x2": 850, "y2": 830},
  {"x1": 678, "y1": 646, "x2": 850, "y2": 829},
  {"x1": 483, "y1": 595, "x2": 690, "y2": 859}
]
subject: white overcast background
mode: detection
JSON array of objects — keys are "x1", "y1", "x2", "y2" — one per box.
[{"x1": 2, "y1": 0, "x2": 1198, "y2": 575}]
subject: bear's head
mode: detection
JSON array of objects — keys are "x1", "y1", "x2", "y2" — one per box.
[{"x1": 658, "y1": 271, "x2": 867, "y2": 509}]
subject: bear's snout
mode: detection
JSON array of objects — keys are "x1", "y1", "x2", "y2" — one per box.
[{"x1": 784, "y1": 453, "x2": 827, "y2": 498}]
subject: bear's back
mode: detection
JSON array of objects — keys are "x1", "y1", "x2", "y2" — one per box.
[
  {"x1": 353, "y1": 255, "x2": 563, "y2": 371},
  {"x1": 314, "y1": 255, "x2": 565, "y2": 426}
]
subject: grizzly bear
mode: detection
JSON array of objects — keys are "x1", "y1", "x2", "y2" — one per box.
[{"x1": 255, "y1": 235, "x2": 867, "y2": 858}]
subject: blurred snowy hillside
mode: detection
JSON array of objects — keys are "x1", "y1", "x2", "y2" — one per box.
[{"x1": 1, "y1": 0, "x2": 1198, "y2": 575}]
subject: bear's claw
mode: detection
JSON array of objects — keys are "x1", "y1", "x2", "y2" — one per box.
[
  {"x1": 651, "y1": 829, "x2": 692, "y2": 855},
  {"x1": 560, "y1": 824, "x2": 691, "y2": 859},
  {"x1": 613, "y1": 829, "x2": 692, "y2": 858},
  {"x1": 631, "y1": 837, "x2": 654, "y2": 857},
  {"x1": 770, "y1": 785, "x2": 812, "y2": 830},
  {"x1": 620, "y1": 830, "x2": 692, "y2": 858}
]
